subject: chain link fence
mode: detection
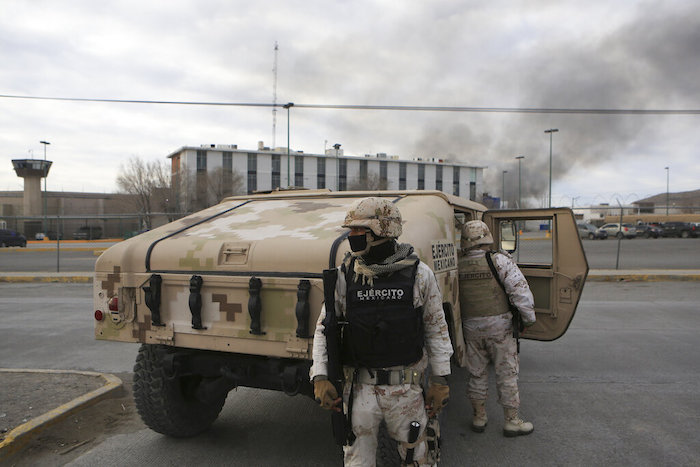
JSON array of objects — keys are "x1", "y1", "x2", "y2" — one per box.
[{"x1": 0, "y1": 213, "x2": 189, "y2": 241}]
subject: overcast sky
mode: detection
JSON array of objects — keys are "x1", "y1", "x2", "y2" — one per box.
[{"x1": 1, "y1": 0, "x2": 699, "y2": 208}]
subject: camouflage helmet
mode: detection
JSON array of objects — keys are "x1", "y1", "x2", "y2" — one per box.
[
  {"x1": 461, "y1": 220, "x2": 494, "y2": 249},
  {"x1": 342, "y1": 197, "x2": 402, "y2": 238}
]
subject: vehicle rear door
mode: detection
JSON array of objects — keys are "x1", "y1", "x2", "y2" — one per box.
[{"x1": 482, "y1": 208, "x2": 588, "y2": 341}]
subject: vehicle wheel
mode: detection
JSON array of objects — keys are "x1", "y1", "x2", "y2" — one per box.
[
  {"x1": 681, "y1": 231, "x2": 689, "y2": 239},
  {"x1": 588, "y1": 233, "x2": 595, "y2": 240},
  {"x1": 133, "y1": 344, "x2": 226, "y2": 438},
  {"x1": 21, "y1": 241, "x2": 27, "y2": 248},
  {"x1": 376, "y1": 421, "x2": 401, "y2": 467},
  {"x1": 644, "y1": 232, "x2": 651, "y2": 239},
  {"x1": 616, "y1": 232, "x2": 623, "y2": 239}
]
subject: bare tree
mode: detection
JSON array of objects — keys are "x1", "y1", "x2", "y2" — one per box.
[
  {"x1": 173, "y1": 164, "x2": 246, "y2": 212},
  {"x1": 207, "y1": 167, "x2": 245, "y2": 204},
  {"x1": 116, "y1": 156, "x2": 171, "y2": 229},
  {"x1": 348, "y1": 172, "x2": 389, "y2": 191}
]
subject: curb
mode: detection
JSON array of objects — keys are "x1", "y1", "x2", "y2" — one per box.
[
  {"x1": 0, "y1": 247, "x2": 107, "y2": 253},
  {"x1": 0, "y1": 369, "x2": 123, "y2": 461},
  {"x1": 586, "y1": 272, "x2": 700, "y2": 282},
  {"x1": 0, "y1": 275, "x2": 93, "y2": 283}
]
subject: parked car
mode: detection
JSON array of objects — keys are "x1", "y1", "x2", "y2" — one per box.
[
  {"x1": 660, "y1": 222, "x2": 698, "y2": 238},
  {"x1": 46, "y1": 230, "x2": 64, "y2": 240},
  {"x1": 598, "y1": 223, "x2": 637, "y2": 239},
  {"x1": 72, "y1": 225, "x2": 103, "y2": 240},
  {"x1": 577, "y1": 222, "x2": 607, "y2": 240},
  {"x1": 635, "y1": 223, "x2": 663, "y2": 239},
  {"x1": 0, "y1": 229, "x2": 27, "y2": 247}
]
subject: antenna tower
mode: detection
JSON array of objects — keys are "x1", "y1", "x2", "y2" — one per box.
[{"x1": 272, "y1": 41, "x2": 279, "y2": 148}]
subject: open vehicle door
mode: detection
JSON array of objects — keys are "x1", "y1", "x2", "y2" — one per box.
[{"x1": 482, "y1": 208, "x2": 589, "y2": 341}]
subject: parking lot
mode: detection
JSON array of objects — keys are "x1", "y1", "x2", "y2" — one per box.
[{"x1": 2, "y1": 280, "x2": 699, "y2": 465}]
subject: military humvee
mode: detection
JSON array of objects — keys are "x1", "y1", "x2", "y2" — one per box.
[{"x1": 94, "y1": 189, "x2": 588, "y2": 437}]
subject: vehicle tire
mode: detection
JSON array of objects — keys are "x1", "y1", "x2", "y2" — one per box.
[
  {"x1": 21, "y1": 240, "x2": 27, "y2": 248},
  {"x1": 133, "y1": 344, "x2": 226, "y2": 438},
  {"x1": 588, "y1": 233, "x2": 595, "y2": 240},
  {"x1": 644, "y1": 232, "x2": 651, "y2": 239},
  {"x1": 616, "y1": 232, "x2": 623, "y2": 239},
  {"x1": 681, "y1": 231, "x2": 689, "y2": 239},
  {"x1": 376, "y1": 421, "x2": 401, "y2": 467}
]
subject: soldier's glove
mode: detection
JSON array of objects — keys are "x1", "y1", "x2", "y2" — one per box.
[
  {"x1": 313, "y1": 376, "x2": 341, "y2": 412},
  {"x1": 425, "y1": 375, "x2": 450, "y2": 418}
]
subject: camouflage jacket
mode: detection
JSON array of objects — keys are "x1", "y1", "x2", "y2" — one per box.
[
  {"x1": 310, "y1": 261, "x2": 453, "y2": 380},
  {"x1": 462, "y1": 249, "x2": 536, "y2": 334}
]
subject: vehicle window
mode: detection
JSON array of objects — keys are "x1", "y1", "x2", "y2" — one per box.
[
  {"x1": 502, "y1": 218, "x2": 553, "y2": 266},
  {"x1": 500, "y1": 220, "x2": 517, "y2": 252}
]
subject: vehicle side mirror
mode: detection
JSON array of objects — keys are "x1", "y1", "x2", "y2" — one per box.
[{"x1": 500, "y1": 220, "x2": 517, "y2": 253}]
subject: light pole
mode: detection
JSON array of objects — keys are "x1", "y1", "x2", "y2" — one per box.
[
  {"x1": 40, "y1": 140, "x2": 50, "y2": 233},
  {"x1": 283, "y1": 103, "x2": 294, "y2": 186},
  {"x1": 515, "y1": 156, "x2": 524, "y2": 208},
  {"x1": 502, "y1": 170, "x2": 508, "y2": 209},
  {"x1": 333, "y1": 143, "x2": 341, "y2": 191},
  {"x1": 544, "y1": 128, "x2": 559, "y2": 208},
  {"x1": 665, "y1": 166, "x2": 670, "y2": 216}
]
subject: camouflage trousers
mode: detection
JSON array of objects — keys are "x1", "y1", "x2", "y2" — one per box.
[
  {"x1": 342, "y1": 382, "x2": 432, "y2": 466},
  {"x1": 465, "y1": 330, "x2": 520, "y2": 408}
]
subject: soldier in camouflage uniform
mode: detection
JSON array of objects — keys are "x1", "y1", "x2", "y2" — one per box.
[
  {"x1": 458, "y1": 220, "x2": 536, "y2": 437},
  {"x1": 311, "y1": 197, "x2": 453, "y2": 466}
]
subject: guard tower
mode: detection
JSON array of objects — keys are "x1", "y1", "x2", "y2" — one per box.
[{"x1": 12, "y1": 158, "x2": 52, "y2": 237}]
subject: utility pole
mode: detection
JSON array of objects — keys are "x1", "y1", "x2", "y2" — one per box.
[
  {"x1": 665, "y1": 166, "x2": 670, "y2": 216},
  {"x1": 40, "y1": 140, "x2": 50, "y2": 233},
  {"x1": 333, "y1": 143, "x2": 341, "y2": 191},
  {"x1": 284, "y1": 103, "x2": 293, "y2": 186},
  {"x1": 544, "y1": 128, "x2": 559, "y2": 208},
  {"x1": 272, "y1": 42, "x2": 278, "y2": 148},
  {"x1": 515, "y1": 156, "x2": 524, "y2": 208}
]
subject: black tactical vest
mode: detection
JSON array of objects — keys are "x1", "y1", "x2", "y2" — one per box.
[{"x1": 342, "y1": 256, "x2": 424, "y2": 368}]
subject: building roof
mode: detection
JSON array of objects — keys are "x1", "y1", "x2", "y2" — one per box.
[
  {"x1": 633, "y1": 189, "x2": 700, "y2": 206},
  {"x1": 167, "y1": 144, "x2": 488, "y2": 169}
]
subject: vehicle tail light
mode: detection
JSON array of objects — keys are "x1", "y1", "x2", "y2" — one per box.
[
  {"x1": 95, "y1": 309, "x2": 104, "y2": 321},
  {"x1": 108, "y1": 296, "x2": 118, "y2": 311}
]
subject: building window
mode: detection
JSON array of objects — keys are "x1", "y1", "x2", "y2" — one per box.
[
  {"x1": 453, "y1": 167, "x2": 460, "y2": 196},
  {"x1": 223, "y1": 152, "x2": 232, "y2": 172},
  {"x1": 470, "y1": 181, "x2": 476, "y2": 201},
  {"x1": 295, "y1": 156, "x2": 304, "y2": 187},
  {"x1": 271, "y1": 154, "x2": 281, "y2": 189},
  {"x1": 317, "y1": 158, "x2": 326, "y2": 189},
  {"x1": 247, "y1": 153, "x2": 257, "y2": 193},
  {"x1": 399, "y1": 162, "x2": 406, "y2": 190},
  {"x1": 222, "y1": 152, "x2": 233, "y2": 193},
  {"x1": 417, "y1": 164, "x2": 425, "y2": 190},
  {"x1": 436, "y1": 165, "x2": 443, "y2": 192},
  {"x1": 339, "y1": 159, "x2": 347, "y2": 191},
  {"x1": 196, "y1": 150, "x2": 207, "y2": 172},
  {"x1": 380, "y1": 161, "x2": 387, "y2": 185},
  {"x1": 359, "y1": 159, "x2": 368, "y2": 183}
]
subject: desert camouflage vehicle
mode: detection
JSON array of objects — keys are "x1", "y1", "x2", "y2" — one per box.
[{"x1": 94, "y1": 189, "x2": 588, "y2": 438}]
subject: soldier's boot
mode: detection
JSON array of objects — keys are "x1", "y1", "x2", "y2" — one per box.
[
  {"x1": 503, "y1": 408, "x2": 534, "y2": 437},
  {"x1": 470, "y1": 399, "x2": 488, "y2": 433}
]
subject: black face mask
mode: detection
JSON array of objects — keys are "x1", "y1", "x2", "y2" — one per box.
[{"x1": 348, "y1": 234, "x2": 368, "y2": 252}]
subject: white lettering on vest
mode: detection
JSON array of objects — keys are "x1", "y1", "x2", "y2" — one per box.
[{"x1": 356, "y1": 288, "x2": 405, "y2": 301}]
